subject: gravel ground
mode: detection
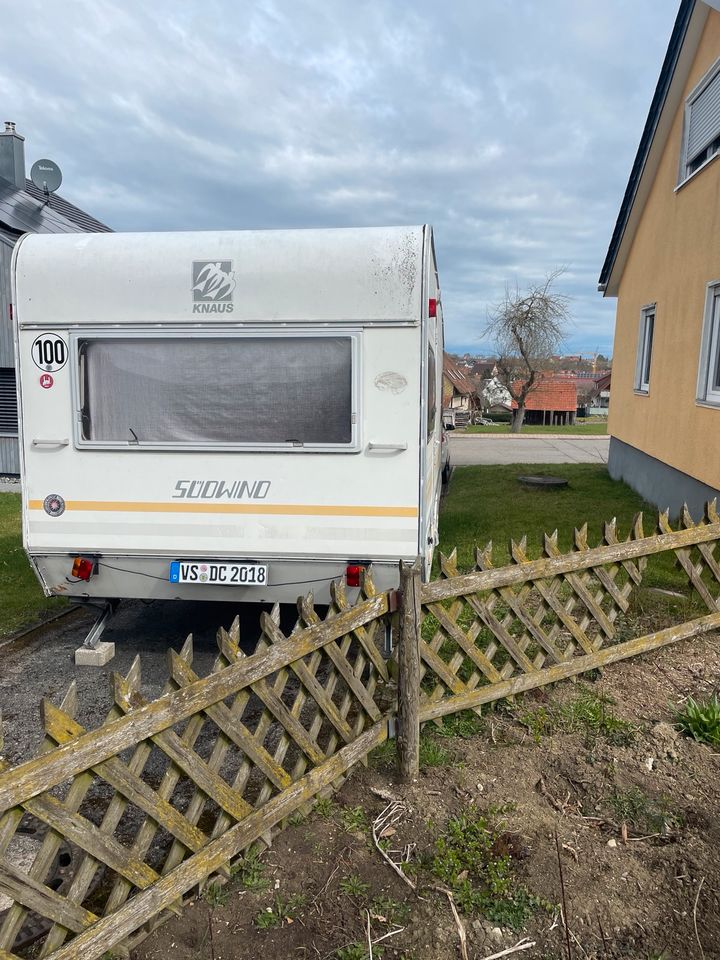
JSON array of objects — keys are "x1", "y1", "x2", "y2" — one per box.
[{"x1": 0, "y1": 597, "x2": 300, "y2": 764}]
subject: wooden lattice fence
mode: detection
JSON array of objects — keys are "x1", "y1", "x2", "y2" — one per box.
[
  {"x1": 0, "y1": 579, "x2": 391, "y2": 960},
  {"x1": 0, "y1": 503, "x2": 719, "y2": 958},
  {"x1": 415, "y1": 503, "x2": 720, "y2": 723}
]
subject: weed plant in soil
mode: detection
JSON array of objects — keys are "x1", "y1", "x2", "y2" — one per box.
[
  {"x1": 516, "y1": 684, "x2": 637, "y2": 747},
  {"x1": 338, "y1": 874, "x2": 370, "y2": 898},
  {"x1": 428, "y1": 804, "x2": 551, "y2": 929},
  {"x1": 438, "y1": 464, "x2": 690, "y2": 592},
  {"x1": 0, "y1": 492, "x2": 66, "y2": 636},
  {"x1": 202, "y1": 881, "x2": 229, "y2": 908},
  {"x1": 370, "y1": 729, "x2": 458, "y2": 771},
  {"x1": 314, "y1": 796, "x2": 336, "y2": 818},
  {"x1": 369, "y1": 738, "x2": 397, "y2": 768},
  {"x1": 419, "y1": 734, "x2": 455, "y2": 768},
  {"x1": 231, "y1": 848, "x2": 270, "y2": 891},
  {"x1": 336, "y1": 945, "x2": 389, "y2": 960},
  {"x1": 675, "y1": 693, "x2": 720, "y2": 746},
  {"x1": 434, "y1": 709, "x2": 484, "y2": 739},
  {"x1": 602, "y1": 786, "x2": 681, "y2": 835},
  {"x1": 254, "y1": 893, "x2": 307, "y2": 929},
  {"x1": 340, "y1": 805, "x2": 368, "y2": 833},
  {"x1": 369, "y1": 895, "x2": 411, "y2": 925}
]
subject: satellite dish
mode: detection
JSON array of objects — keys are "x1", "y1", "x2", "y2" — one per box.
[{"x1": 30, "y1": 158, "x2": 62, "y2": 194}]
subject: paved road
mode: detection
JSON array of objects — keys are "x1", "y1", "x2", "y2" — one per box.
[{"x1": 449, "y1": 434, "x2": 609, "y2": 466}]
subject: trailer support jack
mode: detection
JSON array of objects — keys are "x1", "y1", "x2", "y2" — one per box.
[{"x1": 74, "y1": 601, "x2": 118, "y2": 667}]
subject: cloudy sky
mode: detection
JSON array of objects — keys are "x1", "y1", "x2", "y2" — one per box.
[{"x1": 2, "y1": 0, "x2": 679, "y2": 355}]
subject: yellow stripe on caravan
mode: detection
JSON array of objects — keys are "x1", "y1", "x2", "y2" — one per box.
[{"x1": 27, "y1": 500, "x2": 419, "y2": 518}]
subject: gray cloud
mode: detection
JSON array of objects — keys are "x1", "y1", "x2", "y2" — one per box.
[{"x1": 1, "y1": 0, "x2": 678, "y2": 354}]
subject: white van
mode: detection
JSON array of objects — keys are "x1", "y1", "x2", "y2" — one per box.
[{"x1": 12, "y1": 226, "x2": 444, "y2": 605}]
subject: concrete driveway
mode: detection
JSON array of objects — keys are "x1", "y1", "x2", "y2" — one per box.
[{"x1": 449, "y1": 433, "x2": 609, "y2": 465}]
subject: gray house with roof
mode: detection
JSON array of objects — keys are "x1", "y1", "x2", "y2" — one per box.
[{"x1": 0, "y1": 122, "x2": 111, "y2": 474}]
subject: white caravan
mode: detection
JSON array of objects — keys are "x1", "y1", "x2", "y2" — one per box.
[{"x1": 12, "y1": 226, "x2": 445, "y2": 606}]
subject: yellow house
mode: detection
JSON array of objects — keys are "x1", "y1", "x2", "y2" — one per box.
[{"x1": 600, "y1": 0, "x2": 720, "y2": 517}]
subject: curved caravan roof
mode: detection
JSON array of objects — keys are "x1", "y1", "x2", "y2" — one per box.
[{"x1": 13, "y1": 225, "x2": 431, "y2": 326}]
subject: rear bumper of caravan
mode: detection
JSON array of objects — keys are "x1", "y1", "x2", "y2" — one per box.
[{"x1": 30, "y1": 554, "x2": 405, "y2": 605}]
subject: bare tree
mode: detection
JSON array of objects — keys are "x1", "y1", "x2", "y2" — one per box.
[{"x1": 484, "y1": 268, "x2": 570, "y2": 433}]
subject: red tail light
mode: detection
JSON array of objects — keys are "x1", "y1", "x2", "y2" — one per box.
[
  {"x1": 346, "y1": 564, "x2": 363, "y2": 588},
  {"x1": 428, "y1": 298, "x2": 437, "y2": 317},
  {"x1": 71, "y1": 556, "x2": 95, "y2": 581}
]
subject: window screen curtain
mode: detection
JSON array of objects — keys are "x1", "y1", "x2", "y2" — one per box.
[
  {"x1": 81, "y1": 337, "x2": 352, "y2": 445},
  {"x1": 687, "y1": 69, "x2": 720, "y2": 161}
]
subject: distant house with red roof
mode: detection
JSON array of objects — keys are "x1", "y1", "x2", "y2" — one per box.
[
  {"x1": 442, "y1": 354, "x2": 480, "y2": 425},
  {"x1": 510, "y1": 375, "x2": 578, "y2": 427}
]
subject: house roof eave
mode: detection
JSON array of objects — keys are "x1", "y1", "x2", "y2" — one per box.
[{"x1": 599, "y1": 0, "x2": 706, "y2": 297}]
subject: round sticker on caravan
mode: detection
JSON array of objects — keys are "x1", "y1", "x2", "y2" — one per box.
[
  {"x1": 31, "y1": 334, "x2": 68, "y2": 372},
  {"x1": 43, "y1": 494, "x2": 65, "y2": 517}
]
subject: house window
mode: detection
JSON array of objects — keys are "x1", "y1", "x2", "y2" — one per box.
[
  {"x1": 75, "y1": 332, "x2": 359, "y2": 450},
  {"x1": 697, "y1": 282, "x2": 720, "y2": 406},
  {"x1": 0, "y1": 368, "x2": 18, "y2": 436},
  {"x1": 634, "y1": 306, "x2": 655, "y2": 393},
  {"x1": 680, "y1": 58, "x2": 720, "y2": 181}
]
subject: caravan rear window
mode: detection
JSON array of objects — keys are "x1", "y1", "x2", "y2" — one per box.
[{"x1": 75, "y1": 333, "x2": 358, "y2": 450}]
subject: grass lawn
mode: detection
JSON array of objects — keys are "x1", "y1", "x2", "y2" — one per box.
[
  {"x1": 438, "y1": 464, "x2": 686, "y2": 591},
  {"x1": 0, "y1": 493, "x2": 66, "y2": 638},
  {"x1": 461, "y1": 421, "x2": 607, "y2": 435}
]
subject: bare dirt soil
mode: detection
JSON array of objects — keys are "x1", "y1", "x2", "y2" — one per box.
[{"x1": 133, "y1": 631, "x2": 720, "y2": 960}]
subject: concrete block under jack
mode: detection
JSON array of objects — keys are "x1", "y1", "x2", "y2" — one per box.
[{"x1": 75, "y1": 641, "x2": 116, "y2": 666}]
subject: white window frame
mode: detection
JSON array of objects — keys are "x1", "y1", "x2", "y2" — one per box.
[
  {"x1": 70, "y1": 327, "x2": 362, "y2": 453},
  {"x1": 697, "y1": 281, "x2": 720, "y2": 407},
  {"x1": 678, "y1": 57, "x2": 720, "y2": 185},
  {"x1": 634, "y1": 305, "x2": 655, "y2": 394}
]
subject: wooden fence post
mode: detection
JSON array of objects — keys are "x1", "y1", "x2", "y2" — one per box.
[{"x1": 397, "y1": 558, "x2": 422, "y2": 781}]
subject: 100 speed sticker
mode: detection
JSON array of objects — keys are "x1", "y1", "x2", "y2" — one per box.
[{"x1": 31, "y1": 333, "x2": 68, "y2": 372}]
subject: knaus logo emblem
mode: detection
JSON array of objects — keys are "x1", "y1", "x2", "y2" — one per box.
[{"x1": 192, "y1": 260, "x2": 235, "y2": 314}]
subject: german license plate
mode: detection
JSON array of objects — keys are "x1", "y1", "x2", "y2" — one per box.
[{"x1": 169, "y1": 561, "x2": 268, "y2": 586}]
